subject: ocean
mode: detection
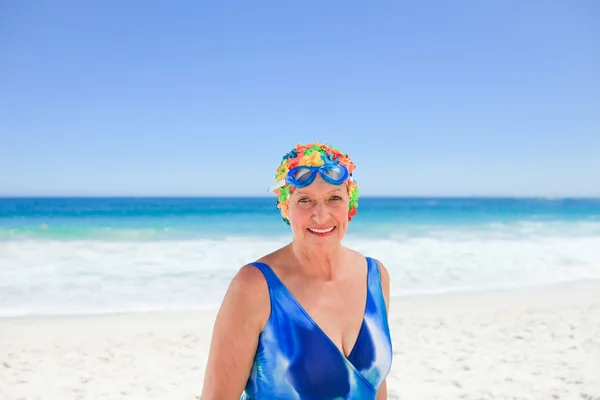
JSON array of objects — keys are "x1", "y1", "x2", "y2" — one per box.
[{"x1": 1, "y1": 197, "x2": 599, "y2": 318}]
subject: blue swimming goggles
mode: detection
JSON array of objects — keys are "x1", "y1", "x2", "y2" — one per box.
[{"x1": 271, "y1": 164, "x2": 354, "y2": 191}]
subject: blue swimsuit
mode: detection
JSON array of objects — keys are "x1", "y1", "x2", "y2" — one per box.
[{"x1": 241, "y1": 256, "x2": 393, "y2": 399}]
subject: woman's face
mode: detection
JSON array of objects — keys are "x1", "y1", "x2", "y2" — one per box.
[{"x1": 286, "y1": 174, "x2": 350, "y2": 252}]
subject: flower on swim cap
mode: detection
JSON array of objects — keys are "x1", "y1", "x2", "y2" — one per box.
[{"x1": 272, "y1": 142, "x2": 359, "y2": 225}]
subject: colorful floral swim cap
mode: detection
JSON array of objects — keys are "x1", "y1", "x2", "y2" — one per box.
[{"x1": 272, "y1": 142, "x2": 359, "y2": 225}]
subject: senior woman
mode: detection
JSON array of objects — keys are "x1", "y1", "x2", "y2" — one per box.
[{"x1": 201, "y1": 143, "x2": 392, "y2": 399}]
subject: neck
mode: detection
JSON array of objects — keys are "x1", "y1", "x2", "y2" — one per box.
[{"x1": 288, "y1": 241, "x2": 344, "y2": 281}]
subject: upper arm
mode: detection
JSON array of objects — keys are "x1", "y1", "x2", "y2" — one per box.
[
  {"x1": 200, "y1": 264, "x2": 270, "y2": 399},
  {"x1": 376, "y1": 379, "x2": 388, "y2": 399},
  {"x1": 376, "y1": 258, "x2": 390, "y2": 314},
  {"x1": 375, "y1": 259, "x2": 390, "y2": 400}
]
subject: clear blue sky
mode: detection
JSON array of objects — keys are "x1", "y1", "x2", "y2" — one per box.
[{"x1": 1, "y1": 1, "x2": 598, "y2": 197}]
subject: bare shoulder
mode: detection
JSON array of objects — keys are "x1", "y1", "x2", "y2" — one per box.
[
  {"x1": 373, "y1": 258, "x2": 391, "y2": 312},
  {"x1": 200, "y1": 263, "x2": 270, "y2": 398},
  {"x1": 373, "y1": 258, "x2": 390, "y2": 287},
  {"x1": 344, "y1": 247, "x2": 389, "y2": 280},
  {"x1": 224, "y1": 263, "x2": 271, "y2": 328},
  {"x1": 209, "y1": 262, "x2": 272, "y2": 346},
  {"x1": 344, "y1": 247, "x2": 390, "y2": 310},
  {"x1": 342, "y1": 246, "x2": 372, "y2": 267},
  {"x1": 231, "y1": 262, "x2": 269, "y2": 291}
]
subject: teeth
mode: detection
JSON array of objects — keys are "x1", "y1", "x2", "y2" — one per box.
[{"x1": 309, "y1": 227, "x2": 335, "y2": 233}]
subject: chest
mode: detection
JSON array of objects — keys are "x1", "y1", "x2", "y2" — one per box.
[{"x1": 285, "y1": 278, "x2": 368, "y2": 357}]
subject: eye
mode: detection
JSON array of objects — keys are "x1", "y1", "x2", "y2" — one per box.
[
  {"x1": 298, "y1": 197, "x2": 310, "y2": 203},
  {"x1": 330, "y1": 195, "x2": 342, "y2": 200}
]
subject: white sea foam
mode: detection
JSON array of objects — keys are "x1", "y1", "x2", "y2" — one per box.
[{"x1": 1, "y1": 231, "x2": 599, "y2": 317}]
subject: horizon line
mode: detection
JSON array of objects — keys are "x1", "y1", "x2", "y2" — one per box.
[{"x1": 1, "y1": 194, "x2": 599, "y2": 200}]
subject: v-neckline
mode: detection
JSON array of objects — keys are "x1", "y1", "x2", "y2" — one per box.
[{"x1": 262, "y1": 257, "x2": 371, "y2": 361}]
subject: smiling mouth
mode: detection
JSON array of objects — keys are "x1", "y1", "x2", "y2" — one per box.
[{"x1": 307, "y1": 226, "x2": 336, "y2": 235}]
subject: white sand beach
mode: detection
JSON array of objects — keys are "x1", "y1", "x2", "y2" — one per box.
[{"x1": 1, "y1": 283, "x2": 599, "y2": 400}]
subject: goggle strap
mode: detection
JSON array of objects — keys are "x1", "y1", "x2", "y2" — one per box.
[{"x1": 269, "y1": 180, "x2": 286, "y2": 191}]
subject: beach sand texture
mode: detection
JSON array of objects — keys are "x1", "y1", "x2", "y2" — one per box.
[{"x1": 1, "y1": 283, "x2": 599, "y2": 400}]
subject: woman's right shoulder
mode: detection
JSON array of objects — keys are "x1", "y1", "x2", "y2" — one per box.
[
  {"x1": 228, "y1": 262, "x2": 270, "y2": 300},
  {"x1": 221, "y1": 262, "x2": 271, "y2": 330},
  {"x1": 234, "y1": 262, "x2": 269, "y2": 284},
  {"x1": 230, "y1": 249, "x2": 285, "y2": 299},
  {"x1": 201, "y1": 262, "x2": 272, "y2": 397}
]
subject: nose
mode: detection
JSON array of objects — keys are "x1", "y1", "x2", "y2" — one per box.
[{"x1": 311, "y1": 201, "x2": 329, "y2": 224}]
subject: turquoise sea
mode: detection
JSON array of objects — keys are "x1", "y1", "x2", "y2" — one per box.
[{"x1": 1, "y1": 197, "x2": 600, "y2": 317}]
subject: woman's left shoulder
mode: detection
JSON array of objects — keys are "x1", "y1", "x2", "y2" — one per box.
[
  {"x1": 345, "y1": 248, "x2": 390, "y2": 284},
  {"x1": 372, "y1": 258, "x2": 391, "y2": 312},
  {"x1": 348, "y1": 248, "x2": 388, "y2": 272},
  {"x1": 347, "y1": 249, "x2": 390, "y2": 309},
  {"x1": 373, "y1": 258, "x2": 390, "y2": 283}
]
